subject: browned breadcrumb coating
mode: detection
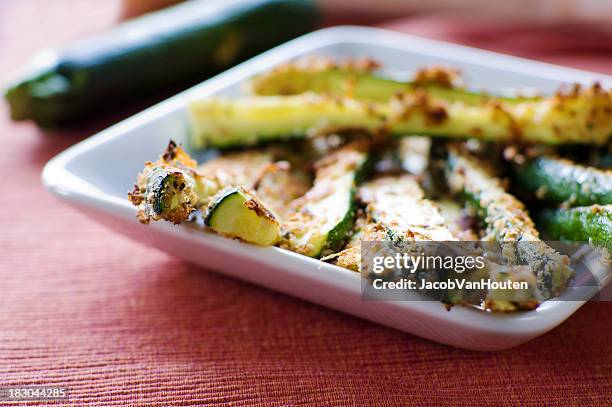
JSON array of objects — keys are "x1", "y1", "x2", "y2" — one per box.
[
  {"x1": 130, "y1": 140, "x2": 313, "y2": 225},
  {"x1": 267, "y1": 57, "x2": 381, "y2": 74},
  {"x1": 389, "y1": 90, "x2": 449, "y2": 125},
  {"x1": 413, "y1": 66, "x2": 460, "y2": 88},
  {"x1": 128, "y1": 140, "x2": 201, "y2": 224},
  {"x1": 244, "y1": 194, "x2": 278, "y2": 222}
]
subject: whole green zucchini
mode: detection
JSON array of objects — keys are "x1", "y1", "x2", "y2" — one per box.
[
  {"x1": 513, "y1": 155, "x2": 612, "y2": 206},
  {"x1": 5, "y1": 0, "x2": 319, "y2": 126}
]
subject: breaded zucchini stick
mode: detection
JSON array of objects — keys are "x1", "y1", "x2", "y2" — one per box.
[
  {"x1": 326, "y1": 175, "x2": 455, "y2": 271},
  {"x1": 251, "y1": 60, "x2": 533, "y2": 104},
  {"x1": 282, "y1": 140, "x2": 372, "y2": 258},
  {"x1": 447, "y1": 145, "x2": 573, "y2": 299},
  {"x1": 190, "y1": 83, "x2": 611, "y2": 148}
]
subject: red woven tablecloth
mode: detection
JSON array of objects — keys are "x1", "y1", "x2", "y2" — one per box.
[{"x1": 1, "y1": 1, "x2": 611, "y2": 405}]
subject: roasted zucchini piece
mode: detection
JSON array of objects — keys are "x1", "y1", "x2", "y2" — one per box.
[
  {"x1": 512, "y1": 155, "x2": 612, "y2": 206},
  {"x1": 478, "y1": 264, "x2": 540, "y2": 312},
  {"x1": 189, "y1": 94, "x2": 381, "y2": 149},
  {"x1": 539, "y1": 205, "x2": 611, "y2": 251},
  {"x1": 447, "y1": 145, "x2": 573, "y2": 298},
  {"x1": 251, "y1": 61, "x2": 532, "y2": 104},
  {"x1": 204, "y1": 187, "x2": 281, "y2": 246},
  {"x1": 128, "y1": 141, "x2": 217, "y2": 223},
  {"x1": 190, "y1": 84, "x2": 612, "y2": 148},
  {"x1": 128, "y1": 141, "x2": 297, "y2": 224},
  {"x1": 326, "y1": 175, "x2": 456, "y2": 271},
  {"x1": 282, "y1": 141, "x2": 371, "y2": 258},
  {"x1": 359, "y1": 175, "x2": 455, "y2": 241}
]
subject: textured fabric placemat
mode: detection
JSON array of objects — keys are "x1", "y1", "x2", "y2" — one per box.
[{"x1": 0, "y1": 1, "x2": 610, "y2": 405}]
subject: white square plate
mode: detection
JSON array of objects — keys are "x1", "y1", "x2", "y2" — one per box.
[{"x1": 42, "y1": 26, "x2": 612, "y2": 351}]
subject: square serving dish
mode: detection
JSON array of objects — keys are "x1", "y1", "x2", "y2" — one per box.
[{"x1": 42, "y1": 26, "x2": 611, "y2": 351}]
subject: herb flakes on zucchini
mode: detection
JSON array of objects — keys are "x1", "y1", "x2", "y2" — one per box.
[
  {"x1": 539, "y1": 205, "x2": 612, "y2": 251},
  {"x1": 446, "y1": 144, "x2": 573, "y2": 298}
]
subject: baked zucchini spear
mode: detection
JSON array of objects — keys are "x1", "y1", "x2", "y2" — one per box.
[
  {"x1": 327, "y1": 175, "x2": 456, "y2": 271},
  {"x1": 512, "y1": 154, "x2": 612, "y2": 206},
  {"x1": 282, "y1": 140, "x2": 372, "y2": 258},
  {"x1": 204, "y1": 187, "x2": 281, "y2": 246},
  {"x1": 189, "y1": 83, "x2": 612, "y2": 148},
  {"x1": 539, "y1": 205, "x2": 612, "y2": 251},
  {"x1": 446, "y1": 145, "x2": 573, "y2": 299},
  {"x1": 251, "y1": 60, "x2": 532, "y2": 104}
]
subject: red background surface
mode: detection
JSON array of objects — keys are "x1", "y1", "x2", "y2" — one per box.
[{"x1": 1, "y1": 1, "x2": 611, "y2": 405}]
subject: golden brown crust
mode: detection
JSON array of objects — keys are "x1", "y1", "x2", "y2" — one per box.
[
  {"x1": 267, "y1": 57, "x2": 382, "y2": 75},
  {"x1": 413, "y1": 66, "x2": 460, "y2": 89},
  {"x1": 243, "y1": 193, "x2": 278, "y2": 223},
  {"x1": 128, "y1": 140, "x2": 200, "y2": 224},
  {"x1": 390, "y1": 90, "x2": 449, "y2": 125}
]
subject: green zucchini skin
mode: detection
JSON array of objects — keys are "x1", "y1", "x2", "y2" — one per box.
[
  {"x1": 5, "y1": 0, "x2": 319, "y2": 126},
  {"x1": 513, "y1": 155, "x2": 612, "y2": 206},
  {"x1": 151, "y1": 171, "x2": 183, "y2": 216},
  {"x1": 539, "y1": 205, "x2": 612, "y2": 251}
]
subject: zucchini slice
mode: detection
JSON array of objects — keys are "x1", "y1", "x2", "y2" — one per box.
[
  {"x1": 446, "y1": 145, "x2": 573, "y2": 299},
  {"x1": 204, "y1": 187, "x2": 281, "y2": 246},
  {"x1": 190, "y1": 84, "x2": 612, "y2": 148},
  {"x1": 512, "y1": 154, "x2": 612, "y2": 206},
  {"x1": 282, "y1": 141, "x2": 372, "y2": 258}
]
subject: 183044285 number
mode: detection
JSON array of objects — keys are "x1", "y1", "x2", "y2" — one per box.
[{"x1": 0, "y1": 386, "x2": 68, "y2": 400}]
